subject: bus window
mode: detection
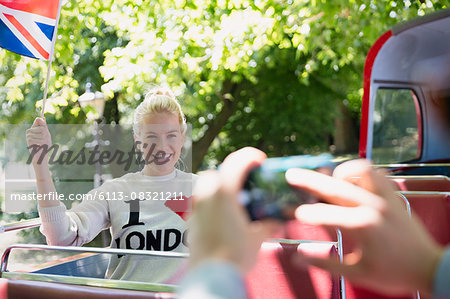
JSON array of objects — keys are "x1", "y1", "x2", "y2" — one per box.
[{"x1": 372, "y1": 89, "x2": 421, "y2": 164}]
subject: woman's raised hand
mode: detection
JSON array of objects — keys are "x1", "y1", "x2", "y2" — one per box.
[{"x1": 26, "y1": 117, "x2": 52, "y2": 165}]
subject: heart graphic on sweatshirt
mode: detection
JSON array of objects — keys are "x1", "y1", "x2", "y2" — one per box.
[{"x1": 164, "y1": 196, "x2": 193, "y2": 221}]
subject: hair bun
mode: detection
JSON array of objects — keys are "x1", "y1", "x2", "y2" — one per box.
[
  {"x1": 134, "y1": 85, "x2": 186, "y2": 136},
  {"x1": 146, "y1": 87, "x2": 175, "y2": 99}
]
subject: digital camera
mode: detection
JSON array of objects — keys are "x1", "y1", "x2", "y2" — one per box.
[{"x1": 240, "y1": 153, "x2": 336, "y2": 221}]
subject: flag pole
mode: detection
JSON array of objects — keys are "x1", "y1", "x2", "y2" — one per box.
[{"x1": 40, "y1": 0, "x2": 62, "y2": 118}]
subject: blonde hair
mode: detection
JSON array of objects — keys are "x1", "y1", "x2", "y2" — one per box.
[{"x1": 133, "y1": 87, "x2": 186, "y2": 136}]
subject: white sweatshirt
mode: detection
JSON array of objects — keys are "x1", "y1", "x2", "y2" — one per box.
[{"x1": 38, "y1": 169, "x2": 197, "y2": 283}]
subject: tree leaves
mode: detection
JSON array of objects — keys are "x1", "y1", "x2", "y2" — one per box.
[{"x1": 0, "y1": 0, "x2": 446, "y2": 169}]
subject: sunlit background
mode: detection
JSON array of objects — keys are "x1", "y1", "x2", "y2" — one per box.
[{"x1": 0, "y1": 0, "x2": 448, "y2": 256}]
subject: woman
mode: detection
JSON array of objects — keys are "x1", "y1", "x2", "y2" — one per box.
[{"x1": 26, "y1": 87, "x2": 197, "y2": 283}]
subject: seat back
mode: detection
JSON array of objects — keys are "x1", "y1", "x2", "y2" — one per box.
[
  {"x1": 280, "y1": 220, "x2": 338, "y2": 242},
  {"x1": 344, "y1": 283, "x2": 416, "y2": 299},
  {"x1": 404, "y1": 192, "x2": 450, "y2": 246},
  {"x1": 345, "y1": 191, "x2": 449, "y2": 299},
  {"x1": 0, "y1": 279, "x2": 7, "y2": 299},
  {"x1": 246, "y1": 241, "x2": 340, "y2": 299},
  {"x1": 390, "y1": 175, "x2": 450, "y2": 192}
]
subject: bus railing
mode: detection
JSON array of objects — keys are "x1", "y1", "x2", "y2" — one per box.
[
  {"x1": 0, "y1": 244, "x2": 189, "y2": 274},
  {"x1": 0, "y1": 218, "x2": 41, "y2": 233}
]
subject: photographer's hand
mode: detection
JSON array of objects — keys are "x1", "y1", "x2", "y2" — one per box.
[
  {"x1": 190, "y1": 147, "x2": 279, "y2": 274},
  {"x1": 286, "y1": 159, "x2": 444, "y2": 296}
]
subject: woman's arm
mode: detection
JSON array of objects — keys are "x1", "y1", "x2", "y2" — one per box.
[
  {"x1": 26, "y1": 118, "x2": 110, "y2": 246},
  {"x1": 26, "y1": 117, "x2": 58, "y2": 207}
]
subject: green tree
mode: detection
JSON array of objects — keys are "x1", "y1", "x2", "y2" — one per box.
[{"x1": 0, "y1": 0, "x2": 447, "y2": 172}]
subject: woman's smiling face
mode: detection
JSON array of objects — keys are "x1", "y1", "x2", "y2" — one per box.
[{"x1": 136, "y1": 112, "x2": 185, "y2": 176}]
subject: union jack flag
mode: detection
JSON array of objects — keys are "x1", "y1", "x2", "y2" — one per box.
[{"x1": 0, "y1": 0, "x2": 61, "y2": 60}]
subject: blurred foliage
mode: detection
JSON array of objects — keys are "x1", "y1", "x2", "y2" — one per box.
[
  {"x1": 0, "y1": 0, "x2": 448, "y2": 173},
  {"x1": 372, "y1": 89, "x2": 420, "y2": 163}
]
